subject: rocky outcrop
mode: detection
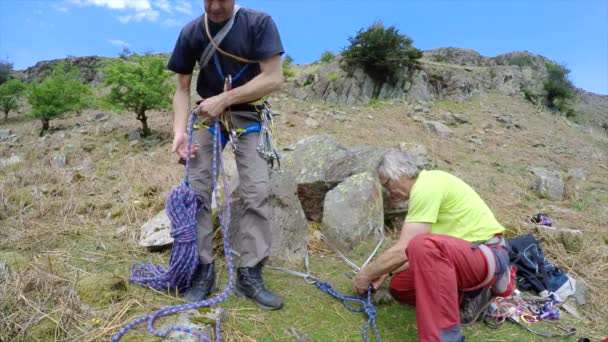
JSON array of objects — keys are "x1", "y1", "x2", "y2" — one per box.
[
  {"x1": 286, "y1": 49, "x2": 562, "y2": 106},
  {"x1": 21, "y1": 56, "x2": 110, "y2": 85}
]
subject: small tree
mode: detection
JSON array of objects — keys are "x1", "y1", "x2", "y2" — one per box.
[
  {"x1": 282, "y1": 54, "x2": 295, "y2": 78},
  {"x1": 342, "y1": 21, "x2": 422, "y2": 82},
  {"x1": 28, "y1": 63, "x2": 91, "y2": 136},
  {"x1": 0, "y1": 79, "x2": 26, "y2": 120},
  {"x1": 320, "y1": 51, "x2": 336, "y2": 63},
  {"x1": 0, "y1": 60, "x2": 13, "y2": 85},
  {"x1": 543, "y1": 62, "x2": 576, "y2": 116},
  {"x1": 103, "y1": 53, "x2": 174, "y2": 137}
]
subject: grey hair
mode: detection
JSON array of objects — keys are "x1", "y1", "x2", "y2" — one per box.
[{"x1": 377, "y1": 150, "x2": 421, "y2": 180}]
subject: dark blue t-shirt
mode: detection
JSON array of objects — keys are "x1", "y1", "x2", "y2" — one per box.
[{"x1": 167, "y1": 8, "x2": 284, "y2": 100}]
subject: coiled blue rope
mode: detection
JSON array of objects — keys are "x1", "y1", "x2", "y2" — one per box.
[
  {"x1": 113, "y1": 114, "x2": 234, "y2": 342},
  {"x1": 315, "y1": 281, "x2": 382, "y2": 342}
]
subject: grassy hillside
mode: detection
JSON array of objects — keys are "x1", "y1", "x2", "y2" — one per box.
[{"x1": 1, "y1": 87, "x2": 607, "y2": 341}]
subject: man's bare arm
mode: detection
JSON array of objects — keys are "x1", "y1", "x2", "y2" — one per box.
[
  {"x1": 353, "y1": 222, "x2": 431, "y2": 293},
  {"x1": 172, "y1": 73, "x2": 192, "y2": 136}
]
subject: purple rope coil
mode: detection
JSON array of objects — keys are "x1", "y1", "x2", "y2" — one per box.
[{"x1": 112, "y1": 114, "x2": 235, "y2": 342}]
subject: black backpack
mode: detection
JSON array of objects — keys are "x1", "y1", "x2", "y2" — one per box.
[{"x1": 507, "y1": 234, "x2": 569, "y2": 294}]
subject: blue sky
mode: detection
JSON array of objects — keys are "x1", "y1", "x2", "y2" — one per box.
[{"x1": 0, "y1": 0, "x2": 606, "y2": 94}]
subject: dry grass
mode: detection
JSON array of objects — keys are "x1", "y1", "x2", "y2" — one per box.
[{"x1": 1, "y1": 90, "x2": 607, "y2": 340}]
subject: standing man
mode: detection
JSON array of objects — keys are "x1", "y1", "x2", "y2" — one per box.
[
  {"x1": 353, "y1": 151, "x2": 513, "y2": 341},
  {"x1": 168, "y1": 0, "x2": 284, "y2": 310}
]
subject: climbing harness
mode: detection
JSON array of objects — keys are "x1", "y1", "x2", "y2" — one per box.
[
  {"x1": 114, "y1": 114, "x2": 235, "y2": 342},
  {"x1": 193, "y1": 52, "x2": 282, "y2": 167},
  {"x1": 483, "y1": 291, "x2": 577, "y2": 338},
  {"x1": 268, "y1": 225, "x2": 385, "y2": 342}
]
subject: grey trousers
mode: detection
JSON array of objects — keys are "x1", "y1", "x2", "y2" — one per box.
[{"x1": 188, "y1": 113, "x2": 271, "y2": 268}]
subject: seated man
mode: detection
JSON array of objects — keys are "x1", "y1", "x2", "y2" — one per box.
[{"x1": 353, "y1": 151, "x2": 513, "y2": 342}]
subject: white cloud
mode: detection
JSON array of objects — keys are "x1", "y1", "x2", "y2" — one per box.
[
  {"x1": 72, "y1": 0, "x2": 152, "y2": 11},
  {"x1": 68, "y1": 0, "x2": 195, "y2": 24},
  {"x1": 174, "y1": 0, "x2": 193, "y2": 15},
  {"x1": 154, "y1": 0, "x2": 171, "y2": 13},
  {"x1": 162, "y1": 18, "x2": 183, "y2": 27},
  {"x1": 108, "y1": 39, "x2": 130, "y2": 47}
]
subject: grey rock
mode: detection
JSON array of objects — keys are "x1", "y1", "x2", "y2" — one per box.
[
  {"x1": 529, "y1": 167, "x2": 564, "y2": 201},
  {"x1": 453, "y1": 113, "x2": 469, "y2": 124},
  {"x1": 282, "y1": 135, "x2": 348, "y2": 184},
  {"x1": 305, "y1": 117, "x2": 320, "y2": 129},
  {"x1": 50, "y1": 154, "x2": 67, "y2": 168},
  {"x1": 423, "y1": 120, "x2": 453, "y2": 138},
  {"x1": 139, "y1": 210, "x2": 173, "y2": 248},
  {"x1": 162, "y1": 309, "x2": 214, "y2": 342},
  {"x1": 0, "y1": 155, "x2": 22, "y2": 168},
  {"x1": 0, "y1": 128, "x2": 11, "y2": 140},
  {"x1": 128, "y1": 130, "x2": 142, "y2": 141},
  {"x1": 93, "y1": 113, "x2": 110, "y2": 122},
  {"x1": 325, "y1": 146, "x2": 387, "y2": 183},
  {"x1": 322, "y1": 171, "x2": 384, "y2": 250}
]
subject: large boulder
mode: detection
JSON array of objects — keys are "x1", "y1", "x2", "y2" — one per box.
[
  {"x1": 228, "y1": 170, "x2": 308, "y2": 264},
  {"x1": 282, "y1": 135, "x2": 348, "y2": 221},
  {"x1": 322, "y1": 171, "x2": 384, "y2": 250},
  {"x1": 325, "y1": 146, "x2": 387, "y2": 183},
  {"x1": 529, "y1": 167, "x2": 564, "y2": 201}
]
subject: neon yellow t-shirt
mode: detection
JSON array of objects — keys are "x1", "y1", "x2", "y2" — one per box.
[{"x1": 405, "y1": 170, "x2": 504, "y2": 242}]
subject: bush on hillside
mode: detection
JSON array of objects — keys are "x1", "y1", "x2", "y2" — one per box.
[
  {"x1": 0, "y1": 60, "x2": 13, "y2": 85},
  {"x1": 28, "y1": 62, "x2": 92, "y2": 136},
  {"x1": 0, "y1": 79, "x2": 27, "y2": 120},
  {"x1": 282, "y1": 54, "x2": 295, "y2": 78},
  {"x1": 543, "y1": 62, "x2": 576, "y2": 116},
  {"x1": 103, "y1": 53, "x2": 174, "y2": 137},
  {"x1": 342, "y1": 21, "x2": 422, "y2": 82},
  {"x1": 320, "y1": 51, "x2": 336, "y2": 63}
]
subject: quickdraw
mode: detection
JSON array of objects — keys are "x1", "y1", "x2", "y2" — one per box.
[
  {"x1": 484, "y1": 292, "x2": 577, "y2": 338},
  {"x1": 193, "y1": 53, "x2": 282, "y2": 167}
]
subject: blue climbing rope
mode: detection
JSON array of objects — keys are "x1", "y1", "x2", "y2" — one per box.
[
  {"x1": 315, "y1": 281, "x2": 382, "y2": 342},
  {"x1": 112, "y1": 114, "x2": 235, "y2": 342}
]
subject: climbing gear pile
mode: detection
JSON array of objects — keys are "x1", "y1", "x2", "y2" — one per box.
[
  {"x1": 114, "y1": 114, "x2": 235, "y2": 342},
  {"x1": 484, "y1": 291, "x2": 577, "y2": 338}
]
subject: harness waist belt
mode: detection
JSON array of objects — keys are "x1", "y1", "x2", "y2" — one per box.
[{"x1": 462, "y1": 236, "x2": 514, "y2": 296}]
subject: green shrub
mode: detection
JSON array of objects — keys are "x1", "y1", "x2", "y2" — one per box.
[
  {"x1": 28, "y1": 62, "x2": 92, "y2": 136},
  {"x1": 0, "y1": 60, "x2": 12, "y2": 85},
  {"x1": 282, "y1": 54, "x2": 295, "y2": 78},
  {"x1": 509, "y1": 55, "x2": 533, "y2": 68},
  {"x1": 328, "y1": 72, "x2": 340, "y2": 82},
  {"x1": 103, "y1": 53, "x2": 174, "y2": 137},
  {"x1": 342, "y1": 21, "x2": 422, "y2": 82},
  {"x1": 431, "y1": 55, "x2": 449, "y2": 63},
  {"x1": 320, "y1": 51, "x2": 336, "y2": 63},
  {"x1": 543, "y1": 62, "x2": 576, "y2": 116},
  {"x1": 0, "y1": 79, "x2": 26, "y2": 120}
]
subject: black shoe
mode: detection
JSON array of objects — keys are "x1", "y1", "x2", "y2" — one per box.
[
  {"x1": 235, "y1": 263, "x2": 283, "y2": 310},
  {"x1": 182, "y1": 261, "x2": 215, "y2": 302},
  {"x1": 460, "y1": 287, "x2": 494, "y2": 326}
]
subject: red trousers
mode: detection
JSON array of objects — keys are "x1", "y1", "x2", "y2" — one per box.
[{"x1": 389, "y1": 234, "x2": 489, "y2": 342}]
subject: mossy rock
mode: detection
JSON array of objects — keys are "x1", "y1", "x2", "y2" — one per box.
[
  {"x1": 0, "y1": 251, "x2": 28, "y2": 272},
  {"x1": 76, "y1": 274, "x2": 127, "y2": 307}
]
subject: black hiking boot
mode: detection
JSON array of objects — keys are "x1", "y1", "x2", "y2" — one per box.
[
  {"x1": 460, "y1": 287, "x2": 494, "y2": 326},
  {"x1": 182, "y1": 261, "x2": 215, "y2": 302},
  {"x1": 235, "y1": 263, "x2": 283, "y2": 310}
]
